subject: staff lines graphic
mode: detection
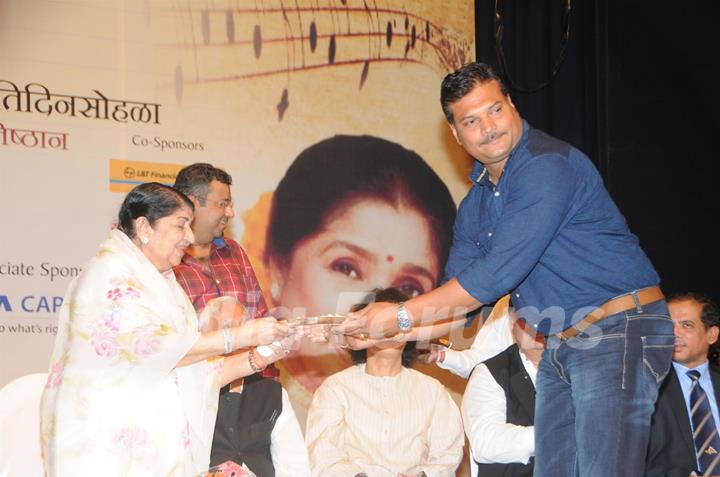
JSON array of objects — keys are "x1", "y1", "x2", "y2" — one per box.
[{"x1": 165, "y1": 0, "x2": 472, "y2": 119}]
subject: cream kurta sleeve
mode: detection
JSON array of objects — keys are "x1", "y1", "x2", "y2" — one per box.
[{"x1": 409, "y1": 382, "x2": 464, "y2": 477}]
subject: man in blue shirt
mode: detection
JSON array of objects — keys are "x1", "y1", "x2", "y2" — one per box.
[
  {"x1": 646, "y1": 293, "x2": 720, "y2": 477},
  {"x1": 346, "y1": 62, "x2": 674, "y2": 477}
]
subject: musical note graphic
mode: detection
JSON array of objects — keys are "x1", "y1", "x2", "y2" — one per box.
[
  {"x1": 226, "y1": 10, "x2": 235, "y2": 43},
  {"x1": 328, "y1": 34, "x2": 336, "y2": 64},
  {"x1": 277, "y1": 88, "x2": 289, "y2": 121},
  {"x1": 309, "y1": 21, "x2": 318, "y2": 52},
  {"x1": 359, "y1": 60, "x2": 369, "y2": 89},
  {"x1": 201, "y1": 9, "x2": 210, "y2": 45},
  {"x1": 167, "y1": 1, "x2": 473, "y2": 120},
  {"x1": 253, "y1": 24, "x2": 262, "y2": 58}
]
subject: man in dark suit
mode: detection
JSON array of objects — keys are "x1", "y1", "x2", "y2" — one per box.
[{"x1": 646, "y1": 293, "x2": 720, "y2": 477}]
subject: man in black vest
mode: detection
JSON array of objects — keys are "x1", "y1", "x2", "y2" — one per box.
[
  {"x1": 462, "y1": 312, "x2": 544, "y2": 477},
  {"x1": 194, "y1": 296, "x2": 311, "y2": 476},
  {"x1": 646, "y1": 293, "x2": 720, "y2": 477},
  {"x1": 210, "y1": 373, "x2": 310, "y2": 476}
]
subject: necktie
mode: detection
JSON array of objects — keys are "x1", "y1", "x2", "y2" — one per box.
[{"x1": 687, "y1": 370, "x2": 720, "y2": 475}]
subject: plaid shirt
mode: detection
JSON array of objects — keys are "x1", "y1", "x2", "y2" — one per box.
[
  {"x1": 175, "y1": 238, "x2": 278, "y2": 378},
  {"x1": 174, "y1": 238, "x2": 268, "y2": 319}
]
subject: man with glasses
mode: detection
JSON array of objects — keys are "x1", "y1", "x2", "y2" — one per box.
[
  {"x1": 173, "y1": 163, "x2": 310, "y2": 475},
  {"x1": 173, "y1": 162, "x2": 269, "y2": 333}
]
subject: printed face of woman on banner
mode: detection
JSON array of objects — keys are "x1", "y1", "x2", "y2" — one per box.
[
  {"x1": 277, "y1": 198, "x2": 438, "y2": 315},
  {"x1": 261, "y1": 135, "x2": 457, "y2": 405}
]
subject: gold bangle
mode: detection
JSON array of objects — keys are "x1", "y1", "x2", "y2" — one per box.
[{"x1": 248, "y1": 347, "x2": 264, "y2": 373}]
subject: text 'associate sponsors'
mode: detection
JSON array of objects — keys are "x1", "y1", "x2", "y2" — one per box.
[
  {"x1": 0, "y1": 260, "x2": 81, "y2": 282},
  {"x1": 0, "y1": 260, "x2": 81, "y2": 330}
]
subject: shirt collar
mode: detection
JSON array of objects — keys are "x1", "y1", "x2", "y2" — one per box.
[
  {"x1": 518, "y1": 348, "x2": 538, "y2": 368},
  {"x1": 179, "y1": 237, "x2": 228, "y2": 267},
  {"x1": 673, "y1": 360, "x2": 710, "y2": 378},
  {"x1": 469, "y1": 161, "x2": 490, "y2": 184}
]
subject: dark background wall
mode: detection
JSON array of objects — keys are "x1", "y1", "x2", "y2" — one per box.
[{"x1": 474, "y1": 0, "x2": 719, "y2": 303}]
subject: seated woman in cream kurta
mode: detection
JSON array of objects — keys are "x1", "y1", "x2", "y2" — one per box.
[
  {"x1": 305, "y1": 288, "x2": 464, "y2": 477},
  {"x1": 40, "y1": 183, "x2": 291, "y2": 477}
]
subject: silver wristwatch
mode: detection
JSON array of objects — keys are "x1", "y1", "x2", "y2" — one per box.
[{"x1": 396, "y1": 301, "x2": 413, "y2": 332}]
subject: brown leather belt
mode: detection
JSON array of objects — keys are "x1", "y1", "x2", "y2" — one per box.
[{"x1": 557, "y1": 286, "x2": 665, "y2": 341}]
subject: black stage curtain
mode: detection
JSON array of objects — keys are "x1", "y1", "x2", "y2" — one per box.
[{"x1": 474, "y1": 0, "x2": 719, "y2": 303}]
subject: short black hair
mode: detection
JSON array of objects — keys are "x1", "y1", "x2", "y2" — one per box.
[
  {"x1": 440, "y1": 62, "x2": 509, "y2": 123},
  {"x1": 349, "y1": 288, "x2": 417, "y2": 368},
  {"x1": 174, "y1": 163, "x2": 232, "y2": 205},
  {"x1": 668, "y1": 292, "x2": 720, "y2": 330},
  {"x1": 117, "y1": 182, "x2": 194, "y2": 239}
]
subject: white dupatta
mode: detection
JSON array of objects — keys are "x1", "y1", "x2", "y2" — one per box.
[{"x1": 41, "y1": 230, "x2": 223, "y2": 476}]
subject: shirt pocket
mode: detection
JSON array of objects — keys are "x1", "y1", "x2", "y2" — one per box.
[{"x1": 459, "y1": 186, "x2": 499, "y2": 255}]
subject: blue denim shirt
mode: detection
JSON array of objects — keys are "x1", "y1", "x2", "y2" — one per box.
[{"x1": 444, "y1": 121, "x2": 659, "y2": 331}]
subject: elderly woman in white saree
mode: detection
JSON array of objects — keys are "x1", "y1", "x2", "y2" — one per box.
[{"x1": 40, "y1": 183, "x2": 291, "y2": 477}]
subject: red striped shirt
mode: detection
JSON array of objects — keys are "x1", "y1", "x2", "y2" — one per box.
[
  {"x1": 174, "y1": 238, "x2": 278, "y2": 378},
  {"x1": 174, "y1": 238, "x2": 268, "y2": 319}
]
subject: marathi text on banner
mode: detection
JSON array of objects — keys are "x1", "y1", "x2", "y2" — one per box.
[{"x1": 0, "y1": 80, "x2": 161, "y2": 124}]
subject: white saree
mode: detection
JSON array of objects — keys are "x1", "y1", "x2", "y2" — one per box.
[{"x1": 41, "y1": 230, "x2": 223, "y2": 476}]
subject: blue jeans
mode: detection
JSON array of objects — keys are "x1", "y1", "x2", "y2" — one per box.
[{"x1": 534, "y1": 298, "x2": 674, "y2": 477}]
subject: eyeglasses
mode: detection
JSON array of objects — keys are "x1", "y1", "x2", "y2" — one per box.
[{"x1": 205, "y1": 198, "x2": 233, "y2": 210}]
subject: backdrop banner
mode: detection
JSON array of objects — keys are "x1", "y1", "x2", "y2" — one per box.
[{"x1": 1, "y1": 0, "x2": 476, "y2": 452}]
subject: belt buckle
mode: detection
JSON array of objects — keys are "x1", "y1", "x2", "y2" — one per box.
[{"x1": 556, "y1": 326, "x2": 575, "y2": 341}]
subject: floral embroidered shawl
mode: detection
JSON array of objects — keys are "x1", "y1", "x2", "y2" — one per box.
[{"x1": 41, "y1": 230, "x2": 223, "y2": 476}]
